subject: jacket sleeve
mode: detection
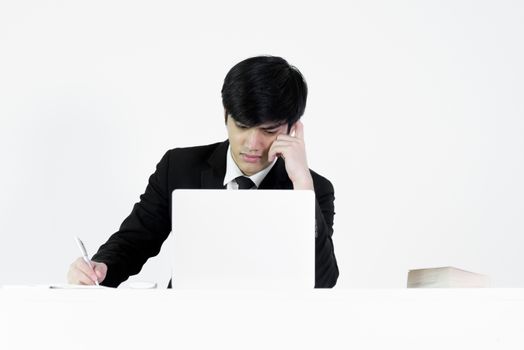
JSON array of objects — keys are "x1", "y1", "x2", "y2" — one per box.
[
  {"x1": 92, "y1": 151, "x2": 172, "y2": 287},
  {"x1": 313, "y1": 177, "x2": 339, "y2": 288}
]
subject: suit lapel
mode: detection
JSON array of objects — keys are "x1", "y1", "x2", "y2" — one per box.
[{"x1": 201, "y1": 140, "x2": 229, "y2": 189}]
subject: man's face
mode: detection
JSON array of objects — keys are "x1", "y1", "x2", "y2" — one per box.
[{"x1": 226, "y1": 115, "x2": 288, "y2": 176}]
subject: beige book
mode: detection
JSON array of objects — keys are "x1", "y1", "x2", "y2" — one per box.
[{"x1": 407, "y1": 266, "x2": 490, "y2": 288}]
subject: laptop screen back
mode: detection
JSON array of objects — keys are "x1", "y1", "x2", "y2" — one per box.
[{"x1": 171, "y1": 189, "x2": 315, "y2": 289}]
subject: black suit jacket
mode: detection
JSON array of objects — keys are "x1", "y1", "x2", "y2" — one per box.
[{"x1": 92, "y1": 140, "x2": 339, "y2": 288}]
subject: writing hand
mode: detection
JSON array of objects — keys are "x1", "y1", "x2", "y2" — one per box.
[{"x1": 67, "y1": 257, "x2": 107, "y2": 285}]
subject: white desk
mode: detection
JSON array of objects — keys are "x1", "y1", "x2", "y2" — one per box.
[{"x1": 1, "y1": 288, "x2": 523, "y2": 349}]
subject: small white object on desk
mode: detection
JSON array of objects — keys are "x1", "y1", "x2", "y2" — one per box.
[{"x1": 407, "y1": 266, "x2": 490, "y2": 288}]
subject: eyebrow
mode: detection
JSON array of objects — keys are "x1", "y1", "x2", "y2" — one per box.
[
  {"x1": 260, "y1": 123, "x2": 285, "y2": 130},
  {"x1": 235, "y1": 120, "x2": 285, "y2": 130}
]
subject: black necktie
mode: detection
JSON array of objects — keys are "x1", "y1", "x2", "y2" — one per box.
[{"x1": 235, "y1": 176, "x2": 256, "y2": 190}]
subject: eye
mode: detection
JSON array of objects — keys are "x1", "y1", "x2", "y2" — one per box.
[
  {"x1": 264, "y1": 129, "x2": 279, "y2": 135},
  {"x1": 235, "y1": 123, "x2": 249, "y2": 129}
]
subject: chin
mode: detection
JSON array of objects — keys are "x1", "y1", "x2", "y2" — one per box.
[
  {"x1": 241, "y1": 168, "x2": 257, "y2": 176},
  {"x1": 240, "y1": 164, "x2": 258, "y2": 175}
]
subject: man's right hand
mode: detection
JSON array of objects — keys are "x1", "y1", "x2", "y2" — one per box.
[{"x1": 67, "y1": 257, "x2": 108, "y2": 285}]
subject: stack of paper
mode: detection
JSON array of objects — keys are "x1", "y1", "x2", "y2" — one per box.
[{"x1": 407, "y1": 266, "x2": 490, "y2": 288}]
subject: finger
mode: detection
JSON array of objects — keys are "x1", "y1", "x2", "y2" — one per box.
[
  {"x1": 276, "y1": 134, "x2": 300, "y2": 143},
  {"x1": 268, "y1": 142, "x2": 279, "y2": 162},
  {"x1": 268, "y1": 141, "x2": 290, "y2": 162},
  {"x1": 294, "y1": 120, "x2": 305, "y2": 140},
  {"x1": 74, "y1": 257, "x2": 99, "y2": 282},
  {"x1": 77, "y1": 271, "x2": 96, "y2": 285},
  {"x1": 268, "y1": 144, "x2": 292, "y2": 162},
  {"x1": 95, "y1": 270, "x2": 104, "y2": 281},
  {"x1": 69, "y1": 266, "x2": 96, "y2": 285},
  {"x1": 271, "y1": 139, "x2": 301, "y2": 157},
  {"x1": 92, "y1": 262, "x2": 107, "y2": 282}
]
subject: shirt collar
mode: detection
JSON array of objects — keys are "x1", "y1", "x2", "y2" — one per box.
[{"x1": 223, "y1": 145, "x2": 277, "y2": 188}]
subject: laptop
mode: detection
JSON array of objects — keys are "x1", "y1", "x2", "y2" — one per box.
[{"x1": 171, "y1": 189, "x2": 315, "y2": 289}]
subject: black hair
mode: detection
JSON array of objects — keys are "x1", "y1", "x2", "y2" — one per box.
[{"x1": 221, "y1": 55, "x2": 308, "y2": 131}]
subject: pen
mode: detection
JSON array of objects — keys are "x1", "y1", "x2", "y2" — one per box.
[{"x1": 74, "y1": 236, "x2": 100, "y2": 286}]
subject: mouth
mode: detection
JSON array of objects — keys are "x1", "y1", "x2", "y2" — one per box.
[{"x1": 240, "y1": 153, "x2": 262, "y2": 163}]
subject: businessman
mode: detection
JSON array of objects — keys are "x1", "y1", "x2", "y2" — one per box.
[{"x1": 67, "y1": 55, "x2": 339, "y2": 287}]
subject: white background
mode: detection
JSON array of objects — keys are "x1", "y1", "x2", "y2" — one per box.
[{"x1": 1, "y1": 0, "x2": 523, "y2": 288}]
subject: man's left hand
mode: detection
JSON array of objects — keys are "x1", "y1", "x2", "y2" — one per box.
[{"x1": 268, "y1": 120, "x2": 314, "y2": 190}]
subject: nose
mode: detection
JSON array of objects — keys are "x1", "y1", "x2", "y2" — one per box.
[{"x1": 245, "y1": 129, "x2": 263, "y2": 150}]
